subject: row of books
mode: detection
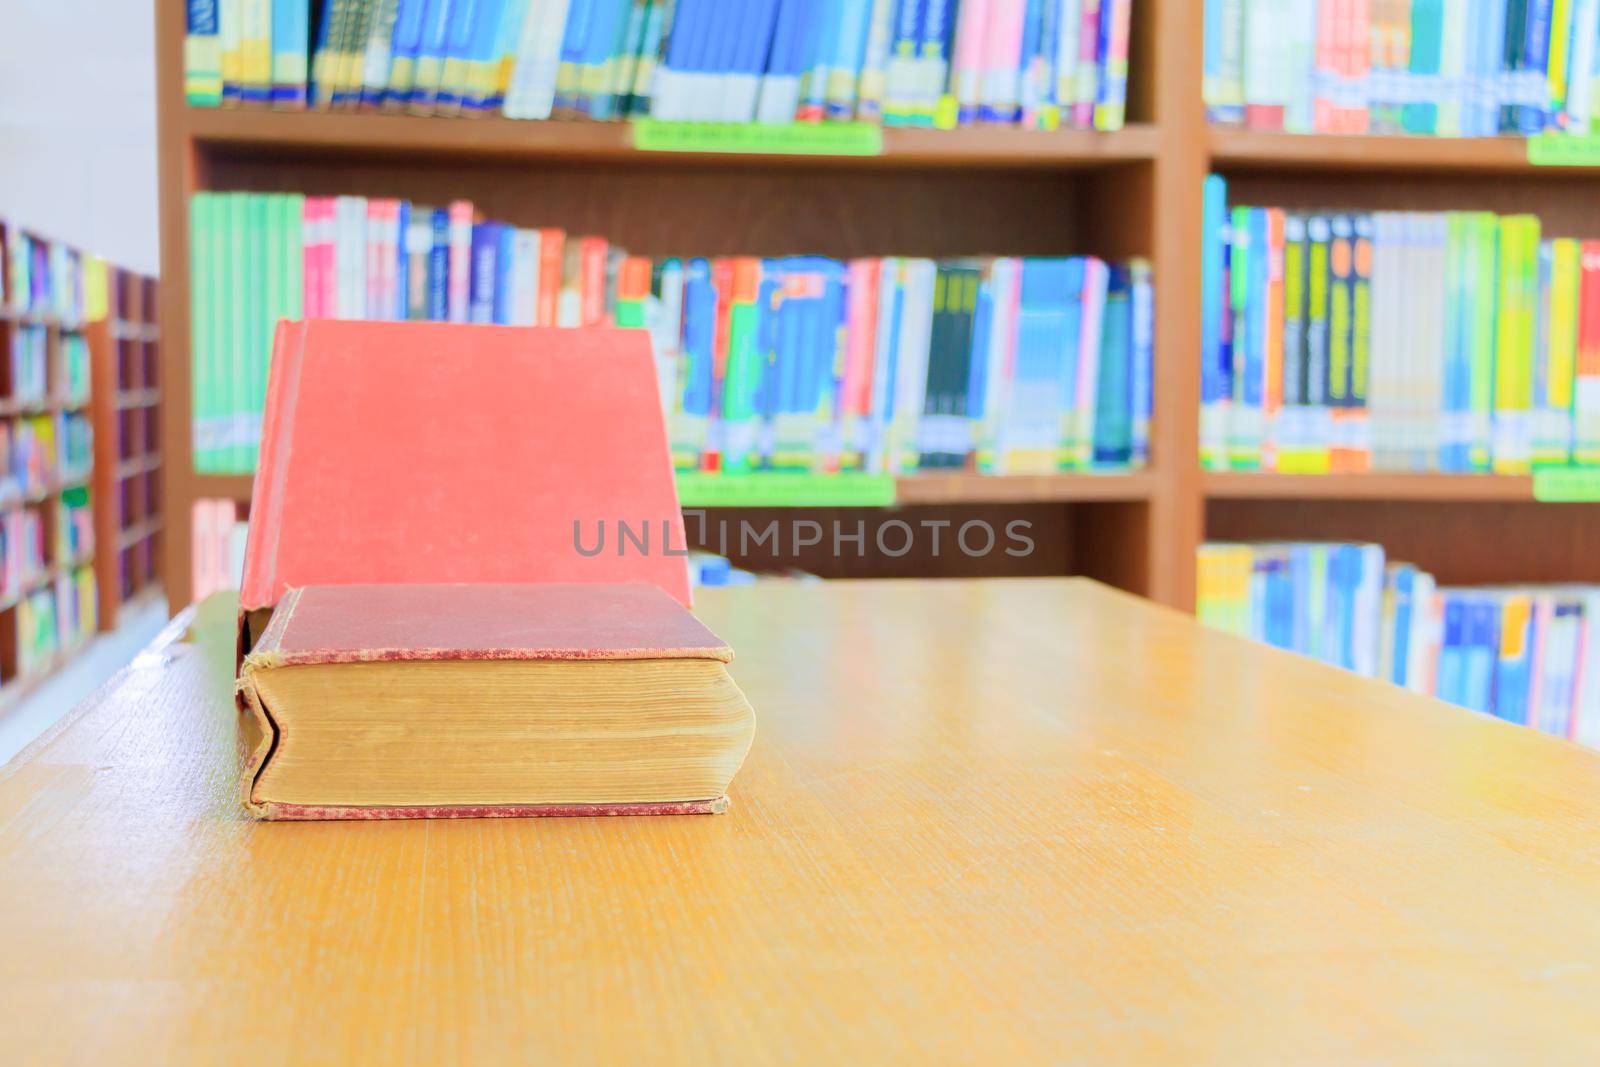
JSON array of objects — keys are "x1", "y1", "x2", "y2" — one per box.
[
  {"x1": 16, "y1": 569, "x2": 97, "y2": 681},
  {"x1": 0, "y1": 509, "x2": 46, "y2": 608},
  {"x1": 1, "y1": 221, "x2": 87, "y2": 325},
  {"x1": 191, "y1": 190, "x2": 1154, "y2": 476},
  {"x1": 7, "y1": 328, "x2": 89, "y2": 407},
  {"x1": 1201, "y1": 177, "x2": 1600, "y2": 473},
  {"x1": 1205, "y1": 0, "x2": 1600, "y2": 137},
  {"x1": 58, "y1": 490, "x2": 94, "y2": 567},
  {"x1": 2, "y1": 415, "x2": 93, "y2": 502},
  {"x1": 1198, "y1": 541, "x2": 1600, "y2": 749},
  {"x1": 183, "y1": 0, "x2": 1135, "y2": 129}
]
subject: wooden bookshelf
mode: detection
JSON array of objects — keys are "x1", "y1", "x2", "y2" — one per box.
[
  {"x1": 169, "y1": 0, "x2": 1600, "y2": 614},
  {"x1": 0, "y1": 228, "x2": 100, "y2": 697},
  {"x1": 89, "y1": 268, "x2": 162, "y2": 630},
  {"x1": 153, "y1": 0, "x2": 1203, "y2": 611}
]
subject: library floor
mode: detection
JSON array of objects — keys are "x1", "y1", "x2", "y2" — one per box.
[{"x1": 0, "y1": 594, "x2": 170, "y2": 765}]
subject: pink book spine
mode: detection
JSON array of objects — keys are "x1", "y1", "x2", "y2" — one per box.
[
  {"x1": 365, "y1": 201, "x2": 385, "y2": 320},
  {"x1": 1073, "y1": 0, "x2": 1102, "y2": 128},
  {"x1": 1314, "y1": 0, "x2": 1340, "y2": 132},
  {"x1": 319, "y1": 200, "x2": 337, "y2": 319},
  {"x1": 382, "y1": 201, "x2": 400, "y2": 321},
  {"x1": 843, "y1": 259, "x2": 878, "y2": 417},
  {"x1": 1002, "y1": 258, "x2": 1021, "y2": 385},
  {"x1": 980, "y1": 0, "x2": 1026, "y2": 124},
  {"x1": 447, "y1": 199, "x2": 474, "y2": 323},
  {"x1": 1527, "y1": 600, "x2": 1548, "y2": 729},
  {"x1": 1344, "y1": 0, "x2": 1370, "y2": 133},
  {"x1": 951, "y1": 0, "x2": 991, "y2": 122},
  {"x1": 301, "y1": 199, "x2": 322, "y2": 319}
]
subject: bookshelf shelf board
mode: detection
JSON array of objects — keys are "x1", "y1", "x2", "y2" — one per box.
[
  {"x1": 1207, "y1": 130, "x2": 1563, "y2": 175},
  {"x1": 118, "y1": 516, "x2": 163, "y2": 551},
  {"x1": 183, "y1": 108, "x2": 1162, "y2": 170},
  {"x1": 894, "y1": 471, "x2": 1156, "y2": 504},
  {"x1": 115, "y1": 453, "x2": 163, "y2": 479},
  {"x1": 114, "y1": 389, "x2": 161, "y2": 410},
  {"x1": 1202, "y1": 472, "x2": 1538, "y2": 501},
  {"x1": 190, "y1": 473, "x2": 255, "y2": 501}
]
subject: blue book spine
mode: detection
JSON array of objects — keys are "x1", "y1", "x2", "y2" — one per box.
[
  {"x1": 387, "y1": 0, "x2": 431, "y2": 105},
  {"x1": 683, "y1": 259, "x2": 716, "y2": 418},
  {"x1": 1519, "y1": 0, "x2": 1554, "y2": 132},
  {"x1": 798, "y1": 0, "x2": 846, "y2": 119},
  {"x1": 968, "y1": 267, "x2": 995, "y2": 427},
  {"x1": 1093, "y1": 263, "x2": 1133, "y2": 467},
  {"x1": 705, "y1": 0, "x2": 748, "y2": 120},
  {"x1": 410, "y1": 0, "x2": 458, "y2": 110},
  {"x1": 824, "y1": 0, "x2": 875, "y2": 119},
  {"x1": 1438, "y1": 596, "x2": 1466, "y2": 706},
  {"x1": 1494, "y1": 601, "x2": 1532, "y2": 721},
  {"x1": 884, "y1": 0, "x2": 926, "y2": 125},
  {"x1": 309, "y1": 0, "x2": 337, "y2": 107},
  {"x1": 394, "y1": 200, "x2": 411, "y2": 318},
  {"x1": 460, "y1": 0, "x2": 511, "y2": 110},
  {"x1": 469, "y1": 222, "x2": 498, "y2": 323},
  {"x1": 436, "y1": 0, "x2": 482, "y2": 109},
  {"x1": 1129, "y1": 260, "x2": 1152, "y2": 467},
  {"x1": 188, "y1": 0, "x2": 222, "y2": 107},
  {"x1": 578, "y1": 0, "x2": 628, "y2": 118},
  {"x1": 915, "y1": 0, "x2": 953, "y2": 126},
  {"x1": 1289, "y1": 545, "x2": 1311, "y2": 655},
  {"x1": 1200, "y1": 175, "x2": 1227, "y2": 468},
  {"x1": 1243, "y1": 207, "x2": 1267, "y2": 468},
  {"x1": 270, "y1": 0, "x2": 310, "y2": 106},
  {"x1": 1057, "y1": 257, "x2": 1087, "y2": 431},
  {"x1": 1391, "y1": 566, "x2": 1415, "y2": 686},
  {"x1": 1465, "y1": 599, "x2": 1501, "y2": 713},
  {"x1": 492, "y1": 225, "x2": 515, "y2": 324},
  {"x1": 427, "y1": 208, "x2": 450, "y2": 321}
]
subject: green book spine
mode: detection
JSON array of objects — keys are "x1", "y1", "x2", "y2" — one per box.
[
  {"x1": 1468, "y1": 213, "x2": 1498, "y2": 471},
  {"x1": 223, "y1": 194, "x2": 246, "y2": 473},
  {"x1": 256, "y1": 195, "x2": 280, "y2": 474},
  {"x1": 720, "y1": 268, "x2": 761, "y2": 475},
  {"x1": 190, "y1": 194, "x2": 216, "y2": 473}
]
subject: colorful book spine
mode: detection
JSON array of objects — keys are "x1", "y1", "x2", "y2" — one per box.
[{"x1": 187, "y1": 0, "x2": 225, "y2": 106}]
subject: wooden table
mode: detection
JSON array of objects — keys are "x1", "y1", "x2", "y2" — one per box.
[{"x1": 6, "y1": 579, "x2": 1600, "y2": 1063}]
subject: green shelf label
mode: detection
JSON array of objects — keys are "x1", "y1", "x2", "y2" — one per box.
[
  {"x1": 631, "y1": 120, "x2": 884, "y2": 157},
  {"x1": 1527, "y1": 134, "x2": 1600, "y2": 166},
  {"x1": 1532, "y1": 466, "x2": 1600, "y2": 501},
  {"x1": 676, "y1": 472, "x2": 896, "y2": 507}
]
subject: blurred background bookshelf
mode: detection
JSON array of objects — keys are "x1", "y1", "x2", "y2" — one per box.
[
  {"x1": 89, "y1": 266, "x2": 162, "y2": 629},
  {"x1": 155, "y1": 0, "x2": 1600, "y2": 628},
  {"x1": 157, "y1": 0, "x2": 1200, "y2": 610},
  {"x1": 0, "y1": 222, "x2": 143, "y2": 709}
]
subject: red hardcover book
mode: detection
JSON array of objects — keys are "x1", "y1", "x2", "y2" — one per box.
[
  {"x1": 238, "y1": 583, "x2": 755, "y2": 820},
  {"x1": 241, "y1": 319, "x2": 692, "y2": 626}
]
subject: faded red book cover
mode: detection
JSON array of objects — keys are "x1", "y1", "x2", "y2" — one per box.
[
  {"x1": 241, "y1": 320, "x2": 691, "y2": 616},
  {"x1": 238, "y1": 584, "x2": 754, "y2": 821}
]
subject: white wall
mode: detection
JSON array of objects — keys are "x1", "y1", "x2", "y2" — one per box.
[{"x1": 0, "y1": 0, "x2": 158, "y2": 273}]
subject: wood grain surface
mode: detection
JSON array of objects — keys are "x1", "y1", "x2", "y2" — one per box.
[{"x1": 6, "y1": 578, "x2": 1600, "y2": 1064}]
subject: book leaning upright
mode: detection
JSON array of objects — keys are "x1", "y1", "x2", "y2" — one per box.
[{"x1": 238, "y1": 319, "x2": 754, "y2": 820}]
